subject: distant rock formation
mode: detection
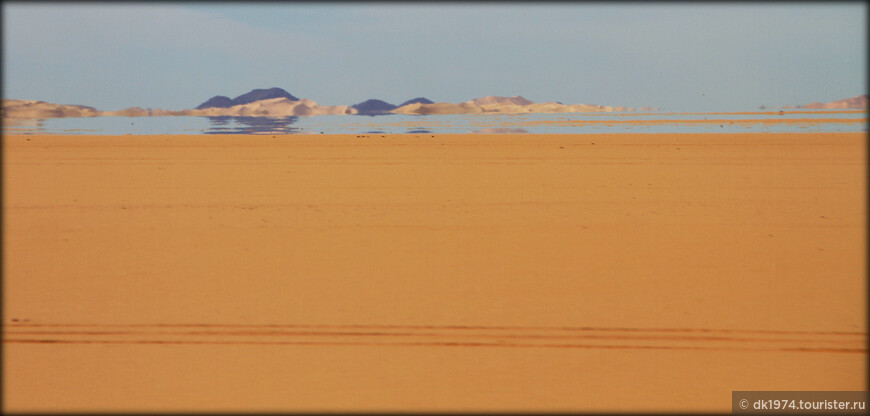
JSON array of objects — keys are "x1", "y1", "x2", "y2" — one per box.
[
  {"x1": 112, "y1": 88, "x2": 353, "y2": 117},
  {"x1": 798, "y1": 95, "x2": 867, "y2": 110},
  {"x1": 187, "y1": 97, "x2": 355, "y2": 117},
  {"x1": 231, "y1": 88, "x2": 299, "y2": 106},
  {"x1": 196, "y1": 87, "x2": 299, "y2": 109},
  {"x1": 393, "y1": 96, "x2": 634, "y2": 115},
  {"x1": 393, "y1": 102, "x2": 486, "y2": 115},
  {"x1": 196, "y1": 96, "x2": 235, "y2": 110},
  {"x1": 351, "y1": 99, "x2": 398, "y2": 116},
  {"x1": 3, "y1": 92, "x2": 637, "y2": 120},
  {"x1": 398, "y1": 97, "x2": 434, "y2": 107},
  {"x1": 468, "y1": 96, "x2": 535, "y2": 106},
  {"x1": 1, "y1": 99, "x2": 100, "y2": 118}
]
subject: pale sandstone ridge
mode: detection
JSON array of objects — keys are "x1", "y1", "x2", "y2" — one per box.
[
  {"x1": 185, "y1": 97, "x2": 355, "y2": 117},
  {"x1": 469, "y1": 96, "x2": 535, "y2": 106},
  {"x1": 2, "y1": 99, "x2": 100, "y2": 118},
  {"x1": 392, "y1": 96, "x2": 634, "y2": 115},
  {"x1": 2, "y1": 91, "x2": 635, "y2": 120},
  {"x1": 3, "y1": 98, "x2": 356, "y2": 119},
  {"x1": 798, "y1": 95, "x2": 868, "y2": 110},
  {"x1": 392, "y1": 101, "x2": 486, "y2": 115},
  {"x1": 105, "y1": 98, "x2": 355, "y2": 117}
]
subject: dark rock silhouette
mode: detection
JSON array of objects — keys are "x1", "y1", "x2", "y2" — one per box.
[
  {"x1": 196, "y1": 96, "x2": 234, "y2": 110},
  {"x1": 196, "y1": 87, "x2": 299, "y2": 109},
  {"x1": 351, "y1": 99, "x2": 398, "y2": 116},
  {"x1": 195, "y1": 90, "x2": 435, "y2": 113},
  {"x1": 399, "y1": 97, "x2": 434, "y2": 107}
]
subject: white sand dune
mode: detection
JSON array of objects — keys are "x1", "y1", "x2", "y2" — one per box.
[
  {"x1": 7, "y1": 94, "x2": 868, "y2": 120},
  {"x1": 3, "y1": 97, "x2": 357, "y2": 119},
  {"x1": 186, "y1": 97, "x2": 356, "y2": 117},
  {"x1": 468, "y1": 95, "x2": 535, "y2": 106},
  {"x1": 1, "y1": 99, "x2": 100, "y2": 119},
  {"x1": 799, "y1": 94, "x2": 868, "y2": 110},
  {"x1": 393, "y1": 96, "x2": 634, "y2": 115},
  {"x1": 3, "y1": 95, "x2": 637, "y2": 119},
  {"x1": 392, "y1": 101, "x2": 486, "y2": 115}
]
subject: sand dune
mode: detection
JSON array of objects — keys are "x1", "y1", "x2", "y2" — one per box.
[
  {"x1": 799, "y1": 94, "x2": 868, "y2": 110},
  {"x1": 468, "y1": 95, "x2": 536, "y2": 106},
  {"x1": 392, "y1": 101, "x2": 486, "y2": 115},
  {"x1": 2, "y1": 132, "x2": 864, "y2": 412},
  {"x1": 186, "y1": 97, "x2": 355, "y2": 117},
  {"x1": 1, "y1": 99, "x2": 100, "y2": 118},
  {"x1": 393, "y1": 96, "x2": 634, "y2": 115},
  {"x1": 196, "y1": 87, "x2": 300, "y2": 110},
  {"x1": 3, "y1": 94, "x2": 636, "y2": 120},
  {"x1": 7, "y1": 93, "x2": 868, "y2": 120},
  {"x1": 3, "y1": 97, "x2": 357, "y2": 119}
]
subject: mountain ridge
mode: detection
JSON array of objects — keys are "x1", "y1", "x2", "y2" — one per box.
[
  {"x1": 196, "y1": 87, "x2": 299, "y2": 110},
  {"x1": 6, "y1": 89, "x2": 867, "y2": 119}
]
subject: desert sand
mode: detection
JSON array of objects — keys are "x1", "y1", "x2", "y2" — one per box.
[{"x1": 2, "y1": 132, "x2": 866, "y2": 412}]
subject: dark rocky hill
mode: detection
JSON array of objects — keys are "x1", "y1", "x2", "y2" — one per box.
[
  {"x1": 351, "y1": 99, "x2": 398, "y2": 116},
  {"x1": 196, "y1": 96, "x2": 234, "y2": 110},
  {"x1": 398, "y1": 97, "x2": 434, "y2": 107},
  {"x1": 196, "y1": 87, "x2": 299, "y2": 109}
]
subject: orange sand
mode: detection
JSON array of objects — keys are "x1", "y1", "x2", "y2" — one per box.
[{"x1": 3, "y1": 133, "x2": 866, "y2": 412}]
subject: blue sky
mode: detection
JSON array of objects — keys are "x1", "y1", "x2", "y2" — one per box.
[{"x1": 2, "y1": 2, "x2": 866, "y2": 111}]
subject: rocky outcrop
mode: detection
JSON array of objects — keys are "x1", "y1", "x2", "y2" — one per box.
[
  {"x1": 392, "y1": 96, "x2": 633, "y2": 115},
  {"x1": 195, "y1": 96, "x2": 235, "y2": 110},
  {"x1": 351, "y1": 99, "x2": 398, "y2": 115},
  {"x1": 3, "y1": 92, "x2": 637, "y2": 120},
  {"x1": 392, "y1": 102, "x2": 486, "y2": 115},
  {"x1": 398, "y1": 97, "x2": 434, "y2": 107},
  {"x1": 798, "y1": 95, "x2": 867, "y2": 110},
  {"x1": 1, "y1": 99, "x2": 100, "y2": 118},
  {"x1": 468, "y1": 96, "x2": 535, "y2": 106},
  {"x1": 231, "y1": 88, "x2": 299, "y2": 106},
  {"x1": 187, "y1": 97, "x2": 355, "y2": 117},
  {"x1": 196, "y1": 87, "x2": 299, "y2": 109}
]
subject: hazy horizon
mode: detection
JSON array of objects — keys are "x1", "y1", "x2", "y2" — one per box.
[{"x1": 2, "y1": 2, "x2": 866, "y2": 112}]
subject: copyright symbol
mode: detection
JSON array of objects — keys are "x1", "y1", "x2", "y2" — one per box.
[{"x1": 739, "y1": 399, "x2": 749, "y2": 409}]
